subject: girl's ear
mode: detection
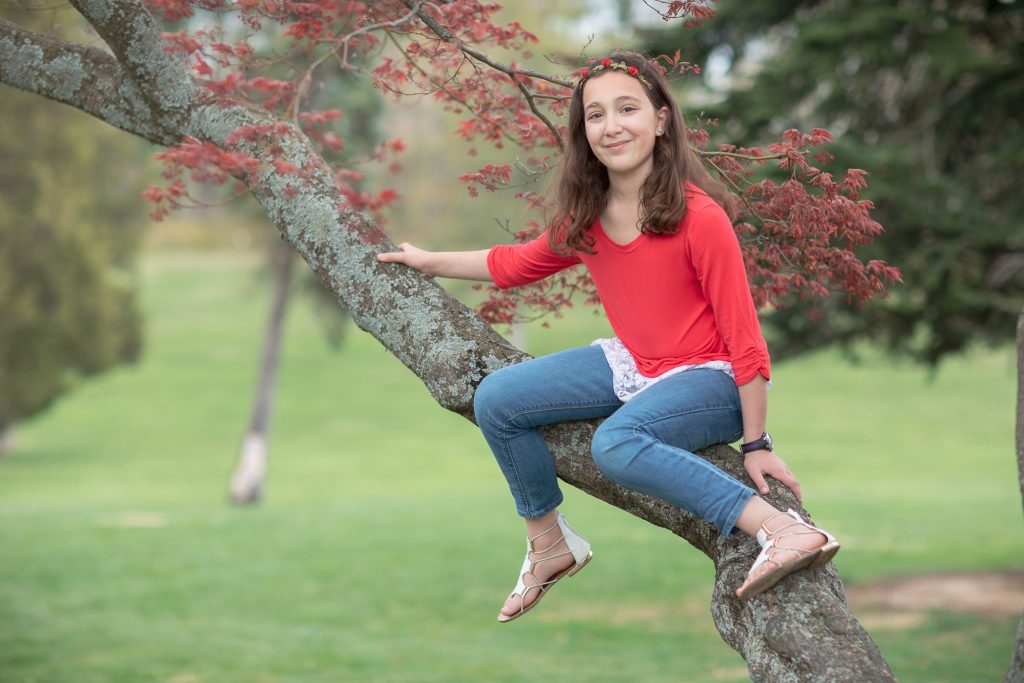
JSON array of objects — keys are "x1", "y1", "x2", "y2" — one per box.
[{"x1": 657, "y1": 106, "x2": 669, "y2": 133}]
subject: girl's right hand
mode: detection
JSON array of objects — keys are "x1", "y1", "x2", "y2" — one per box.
[
  {"x1": 377, "y1": 242, "x2": 435, "y2": 275},
  {"x1": 377, "y1": 244, "x2": 493, "y2": 282}
]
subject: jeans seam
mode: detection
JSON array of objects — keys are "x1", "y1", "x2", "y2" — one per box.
[
  {"x1": 632, "y1": 404, "x2": 739, "y2": 431},
  {"x1": 514, "y1": 400, "x2": 622, "y2": 417},
  {"x1": 497, "y1": 425, "x2": 532, "y2": 517}
]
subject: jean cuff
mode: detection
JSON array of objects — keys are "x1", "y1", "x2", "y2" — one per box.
[
  {"x1": 521, "y1": 490, "x2": 564, "y2": 520},
  {"x1": 720, "y1": 486, "x2": 756, "y2": 537}
]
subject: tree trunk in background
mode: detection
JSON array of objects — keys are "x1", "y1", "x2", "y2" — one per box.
[
  {"x1": 0, "y1": 425, "x2": 12, "y2": 456},
  {"x1": 507, "y1": 321, "x2": 527, "y2": 352},
  {"x1": 228, "y1": 240, "x2": 295, "y2": 504},
  {"x1": 1006, "y1": 307, "x2": 1024, "y2": 683}
]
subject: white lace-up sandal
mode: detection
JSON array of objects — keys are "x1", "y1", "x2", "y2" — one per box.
[
  {"x1": 737, "y1": 508, "x2": 841, "y2": 601},
  {"x1": 497, "y1": 512, "x2": 593, "y2": 623}
]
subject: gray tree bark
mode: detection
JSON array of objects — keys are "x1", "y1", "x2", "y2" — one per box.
[
  {"x1": 0, "y1": 5, "x2": 895, "y2": 680},
  {"x1": 228, "y1": 240, "x2": 296, "y2": 504},
  {"x1": 1006, "y1": 307, "x2": 1024, "y2": 683}
]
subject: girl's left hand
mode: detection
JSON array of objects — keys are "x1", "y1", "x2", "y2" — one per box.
[{"x1": 743, "y1": 450, "x2": 802, "y2": 503}]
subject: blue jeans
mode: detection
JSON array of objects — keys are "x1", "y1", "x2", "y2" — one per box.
[{"x1": 473, "y1": 345, "x2": 754, "y2": 535}]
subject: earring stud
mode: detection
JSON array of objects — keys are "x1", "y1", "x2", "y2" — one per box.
[{"x1": 656, "y1": 128, "x2": 663, "y2": 135}]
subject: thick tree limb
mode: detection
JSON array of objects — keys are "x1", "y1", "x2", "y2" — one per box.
[
  {"x1": 0, "y1": 16, "x2": 174, "y2": 144},
  {"x1": 65, "y1": 0, "x2": 194, "y2": 135},
  {"x1": 0, "y1": 3, "x2": 895, "y2": 679}
]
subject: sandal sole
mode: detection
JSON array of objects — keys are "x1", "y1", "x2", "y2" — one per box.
[
  {"x1": 497, "y1": 551, "x2": 593, "y2": 624},
  {"x1": 737, "y1": 542, "x2": 841, "y2": 601}
]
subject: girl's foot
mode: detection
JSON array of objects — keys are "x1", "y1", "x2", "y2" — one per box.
[
  {"x1": 736, "y1": 509, "x2": 840, "y2": 600},
  {"x1": 498, "y1": 512, "x2": 592, "y2": 623}
]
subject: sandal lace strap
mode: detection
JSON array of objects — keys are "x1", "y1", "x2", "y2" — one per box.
[
  {"x1": 510, "y1": 521, "x2": 573, "y2": 603},
  {"x1": 527, "y1": 517, "x2": 561, "y2": 545},
  {"x1": 751, "y1": 510, "x2": 829, "y2": 572},
  {"x1": 524, "y1": 518, "x2": 572, "y2": 569},
  {"x1": 756, "y1": 509, "x2": 823, "y2": 546}
]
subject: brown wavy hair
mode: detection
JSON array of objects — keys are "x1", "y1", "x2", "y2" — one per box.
[{"x1": 547, "y1": 51, "x2": 738, "y2": 254}]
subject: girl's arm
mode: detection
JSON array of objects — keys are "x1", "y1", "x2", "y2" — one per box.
[
  {"x1": 738, "y1": 375, "x2": 802, "y2": 503},
  {"x1": 687, "y1": 207, "x2": 802, "y2": 500},
  {"x1": 377, "y1": 243, "x2": 493, "y2": 281},
  {"x1": 379, "y1": 233, "x2": 581, "y2": 287}
]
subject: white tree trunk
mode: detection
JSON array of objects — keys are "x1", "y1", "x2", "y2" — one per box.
[
  {"x1": 229, "y1": 433, "x2": 269, "y2": 503},
  {"x1": 228, "y1": 241, "x2": 294, "y2": 504},
  {"x1": 0, "y1": 425, "x2": 13, "y2": 456},
  {"x1": 507, "y1": 320, "x2": 527, "y2": 351}
]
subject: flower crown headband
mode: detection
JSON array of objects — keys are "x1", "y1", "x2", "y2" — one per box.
[{"x1": 578, "y1": 58, "x2": 654, "y2": 90}]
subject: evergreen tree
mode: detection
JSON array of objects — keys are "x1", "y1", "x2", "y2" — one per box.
[
  {"x1": 0, "y1": 7, "x2": 147, "y2": 444},
  {"x1": 645, "y1": 0, "x2": 1024, "y2": 365}
]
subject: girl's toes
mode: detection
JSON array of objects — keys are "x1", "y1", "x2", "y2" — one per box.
[{"x1": 499, "y1": 595, "x2": 521, "y2": 619}]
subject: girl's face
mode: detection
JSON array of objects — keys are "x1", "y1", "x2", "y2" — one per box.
[{"x1": 581, "y1": 71, "x2": 668, "y2": 181}]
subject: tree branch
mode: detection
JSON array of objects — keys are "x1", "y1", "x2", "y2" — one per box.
[
  {"x1": 701, "y1": 150, "x2": 785, "y2": 161},
  {"x1": 0, "y1": 17, "x2": 174, "y2": 145},
  {"x1": 407, "y1": 1, "x2": 573, "y2": 88},
  {"x1": 380, "y1": 31, "x2": 523, "y2": 151},
  {"x1": 65, "y1": 0, "x2": 195, "y2": 136},
  {"x1": 406, "y1": 0, "x2": 567, "y2": 150}
]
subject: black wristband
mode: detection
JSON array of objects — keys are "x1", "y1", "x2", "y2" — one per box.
[{"x1": 740, "y1": 432, "x2": 773, "y2": 454}]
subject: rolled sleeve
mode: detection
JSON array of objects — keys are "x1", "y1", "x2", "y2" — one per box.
[
  {"x1": 689, "y1": 207, "x2": 771, "y2": 385},
  {"x1": 486, "y1": 234, "x2": 582, "y2": 289}
]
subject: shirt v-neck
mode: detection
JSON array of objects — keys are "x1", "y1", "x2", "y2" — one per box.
[{"x1": 594, "y1": 218, "x2": 645, "y2": 252}]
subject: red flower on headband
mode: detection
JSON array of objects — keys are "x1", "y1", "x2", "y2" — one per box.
[
  {"x1": 627, "y1": 66, "x2": 638, "y2": 76},
  {"x1": 580, "y1": 68, "x2": 588, "y2": 78},
  {"x1": 601, "y1": 58, "x2": 612, "y2": 67}
]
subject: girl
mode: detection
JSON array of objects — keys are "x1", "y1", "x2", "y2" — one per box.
[{"x1": 377, "y1": 51, "x2": 839, "y2": 623}]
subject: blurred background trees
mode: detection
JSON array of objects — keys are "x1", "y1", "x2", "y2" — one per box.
[{"x1": 0, "y1": 6, "x2": 149, "y2": 453}]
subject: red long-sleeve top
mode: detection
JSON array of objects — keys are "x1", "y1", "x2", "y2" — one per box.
[{"x1": 486, "y1": 185, "x2": 771, "y2": 386}]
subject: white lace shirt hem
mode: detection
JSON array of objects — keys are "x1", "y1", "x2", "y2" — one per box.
[{"x1": 592, "y1": 337, "x2": 736, "y2": 403}]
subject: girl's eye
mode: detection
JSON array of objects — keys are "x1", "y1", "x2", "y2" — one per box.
[
  {"x1": 587, "y1": 112, "x2": 603, "y2": 121},
  {"x1": 621, "y1": 106, "x2": 637, "y2": 113}
]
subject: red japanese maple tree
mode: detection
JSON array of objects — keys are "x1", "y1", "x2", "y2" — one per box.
[{"x1": 143, "y1": 0, "x2": 898, "y2": 324}]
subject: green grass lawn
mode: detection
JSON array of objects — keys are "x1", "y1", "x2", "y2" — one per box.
[{"x1": 1, "y1": 250, "x2": 1021, "y2": 683}]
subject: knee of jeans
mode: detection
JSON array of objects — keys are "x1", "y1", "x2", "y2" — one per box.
[
  {"x1": 591, "y1": 423, "x2": 637, "y2": 482},
  {"x1": 474, "y1": 369, "x2": 526, "y2": 430},
  {"x1": 473, "y1": 371, "x2": 503, "y2": 427}
]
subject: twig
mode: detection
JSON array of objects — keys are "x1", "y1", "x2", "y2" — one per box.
[
  {"x1": 699, "y1": 150, "x2": 785, "y2": 161},
  {"x1": 382, "y1": 32, "x2": 523, "y2": 150},
  {"x1": 286, "y1": 2, "x2": 427, "y2": 126},
  {"x1": 334, "y1": 1, "x2": 427, "y2": 69},
  {"x1": 405, "y1": 0, "x2": 569, "y2": 150}
]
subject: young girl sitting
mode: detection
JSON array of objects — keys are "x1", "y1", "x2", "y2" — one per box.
[{"x1": 377, "y1": 51, "x2": 839, "y2": 623}]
